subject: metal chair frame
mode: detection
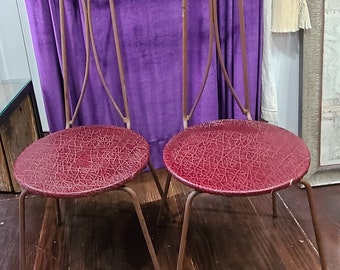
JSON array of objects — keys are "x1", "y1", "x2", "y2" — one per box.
[
  {"x1": 158, "y1": 0, "x2": 327, "y2": 269},
  {"x1": 16, "y1": 1, "x2": 166, "y2": 269}
]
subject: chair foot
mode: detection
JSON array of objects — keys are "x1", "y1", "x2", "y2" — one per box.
[
  {"x1": 120, "y1": 186, "x2": 161, "y2": 270},
  {"x1": 300, "y1": 179, "x2": 327, "y2": 270},
  {"x1": 177, "y1": 190, "x2": 201, "y2": 270},
  {"x1": 19, "y1": 189, "x2": 29, "y2": 270}
]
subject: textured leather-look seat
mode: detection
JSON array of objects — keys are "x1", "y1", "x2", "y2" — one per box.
[{"x1": 163, "y1": 119, "x2": 310, "y2": 197}]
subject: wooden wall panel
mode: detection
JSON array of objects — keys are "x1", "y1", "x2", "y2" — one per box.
[{"x1": 0, "y1": 95, "x2": 38, "y2": 192}]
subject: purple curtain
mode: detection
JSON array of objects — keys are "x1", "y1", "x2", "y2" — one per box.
[{"x1": 25, "y1": 0, "x2": 262, "y2": 169}]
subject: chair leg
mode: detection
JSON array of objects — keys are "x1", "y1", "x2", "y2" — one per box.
[
  {"x1": 148, "y1": 161, "x2": 164, "y2": 198},
  {"x1": 148, "y1": 161, "x2": 172, "y2": 221},
  {"x1": 55, "y1": 198, "x2": 62, "y2": 225},
  {"x1": 300, "y1": 179, "x2": 327, "y2": 270},
  {"x1": 156, "y1": 171, "x2": 173, "y2": 226},
  {"x1": 19, "y1": 189, "x2": 29, "y2": 270},
  {"x1": 272, "y1": 191, "x2": 278, "y2": 218},
  {"x1": 120, "y1": 186, "x2": 161, "y2": 270},
  {"x1": 177, "y1": 190, "x2": 201, "y2": 270}
]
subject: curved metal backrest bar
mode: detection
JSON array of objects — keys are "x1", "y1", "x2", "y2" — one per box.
[
  {"x1": 182, "y1": 0, "x2": 252, "y2": 128},
  {"x1": 108, "y1": 0, "x2": 131, "y2": 129},
  {"x1": 87, "y1": 0, "x2": 130, "y2": 128},
  {"x1": 69, "y1": 0, "x2": 91, "y2": 128},
  {"x1": 236, "y1": 0, "x2": 251, "y2": 116},
  {"x1": 60, "y1": 0, "x2": 131, "y2": 129},
  {"x1": 182, "y1": 0, "x2": 189, "y2": 128},
  {"x1": 212, "y1": 0, "x2": 252, "y2": 120},
  {"x1": 183, "y1": 0, "x2": 215, "y2": 129},
  {"x1": 60, "y1": 0, "x2": 70, "y2": 128}
]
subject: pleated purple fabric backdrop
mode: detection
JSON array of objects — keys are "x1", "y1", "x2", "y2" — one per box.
[{"x1": 24, "y1": 0, "x2": 262, "y2": 168}]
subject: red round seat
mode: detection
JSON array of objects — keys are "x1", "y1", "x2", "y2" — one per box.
[
  {"x1": 163, "y1": 119, "x2": 311, "y2": 196},
  {"x1": 14, "y1": 126, "x2": 149, "y2": 198}
]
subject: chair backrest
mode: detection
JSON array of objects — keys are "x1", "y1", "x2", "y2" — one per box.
[
  {"x1": 59, "y1": 0, "x2": 131, "y2": 129},
  {"x1": 181, "y1": 0, "x2": 252, "y2": 129}
]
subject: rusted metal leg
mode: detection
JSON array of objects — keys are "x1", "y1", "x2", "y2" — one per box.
[
  {"x1": 177, "y1": 190, "x2": 201, "y2": 270},
  {"x1": 272, "y1": 191, "x2": 278, "y2": 218},
  {"x1": 300, "y1": 179, "x2": 327, "y2": 270},
  {"x1": 148, "y1": 161, "x2": 172, "y2": 221},
  {"x1": 120, "y1": 186, "x2": 161, "y2": 270},
  {"x1": 156, "y1": 171, "x2": 173, "y2": 226},
  {"x1": 19, "y1": 189, "x2": 29, "y2": 270},
  {"x1": 55, "y1": 198, "x2": 62, "y2": 226}
]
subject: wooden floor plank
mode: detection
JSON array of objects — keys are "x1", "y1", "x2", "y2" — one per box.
[
  {"x1": 174, "y1": 192, "x2": 320, "y2": 270},
  {"x1": 34, "y1": 198, "x2": 64, "y2": 270},
  {"x1": 249, "y1": 191, "x2": 321, "y2": 270},
  {"x1": 2, "y1": 169, "x2": 340, "y2": 269},
  {"x1": 0, "y1": 194, "x2": 45, "y2": 270},
  {"x1": 279, "y1": 184, "x2": 340, "y2": 270}
]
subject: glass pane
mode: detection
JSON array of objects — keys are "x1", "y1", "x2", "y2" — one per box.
[{"x1": 0, "y1": 79, "x2": 30, "y2": 116}]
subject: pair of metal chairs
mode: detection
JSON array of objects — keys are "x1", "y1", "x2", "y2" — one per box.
[{"x1": 15, "y1": 0, "x2": 326, "y2": 269}]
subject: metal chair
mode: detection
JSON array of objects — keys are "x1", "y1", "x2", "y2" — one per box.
[
  {"x1": 14, "y1": 1, "x2": 162, "y2": 269},
  {"x1": 158, "y1": 0, "x2": 326, "y2": 269}
]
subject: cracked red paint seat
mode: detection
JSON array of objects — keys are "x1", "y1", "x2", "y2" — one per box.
[
  {"x1": 14, "y1": 1, "x2": 161, "y2": 269},
  {"x1": 14, "y1": 126, "x2": 150, "y2": 198},
  {"x1": 163, "y1": 119, "x2": 310, "y2": 197}
]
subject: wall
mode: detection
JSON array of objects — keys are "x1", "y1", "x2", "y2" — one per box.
[{"x1": 320, "y1": 0, "x2": 340, "y2": 165}]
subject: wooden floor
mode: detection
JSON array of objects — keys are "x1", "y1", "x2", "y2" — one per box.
[{"x1": 1, "y1": 168, "x2": 340, "y2": 270}]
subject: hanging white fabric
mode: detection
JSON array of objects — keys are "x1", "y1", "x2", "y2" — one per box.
[
  {"x1": 261, "y1": 0, "x2": 279, "y2": 124},
  {"x1": 261, "y1": 0, "x2": 312, "y2": 126},
  {"x1": 271, "y1": 0, "x2": 312, "y2": 33}
]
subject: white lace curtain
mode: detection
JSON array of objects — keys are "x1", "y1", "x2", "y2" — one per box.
[{"x1": 261, "y1": 0, "x2": 311, "y2": 125}]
